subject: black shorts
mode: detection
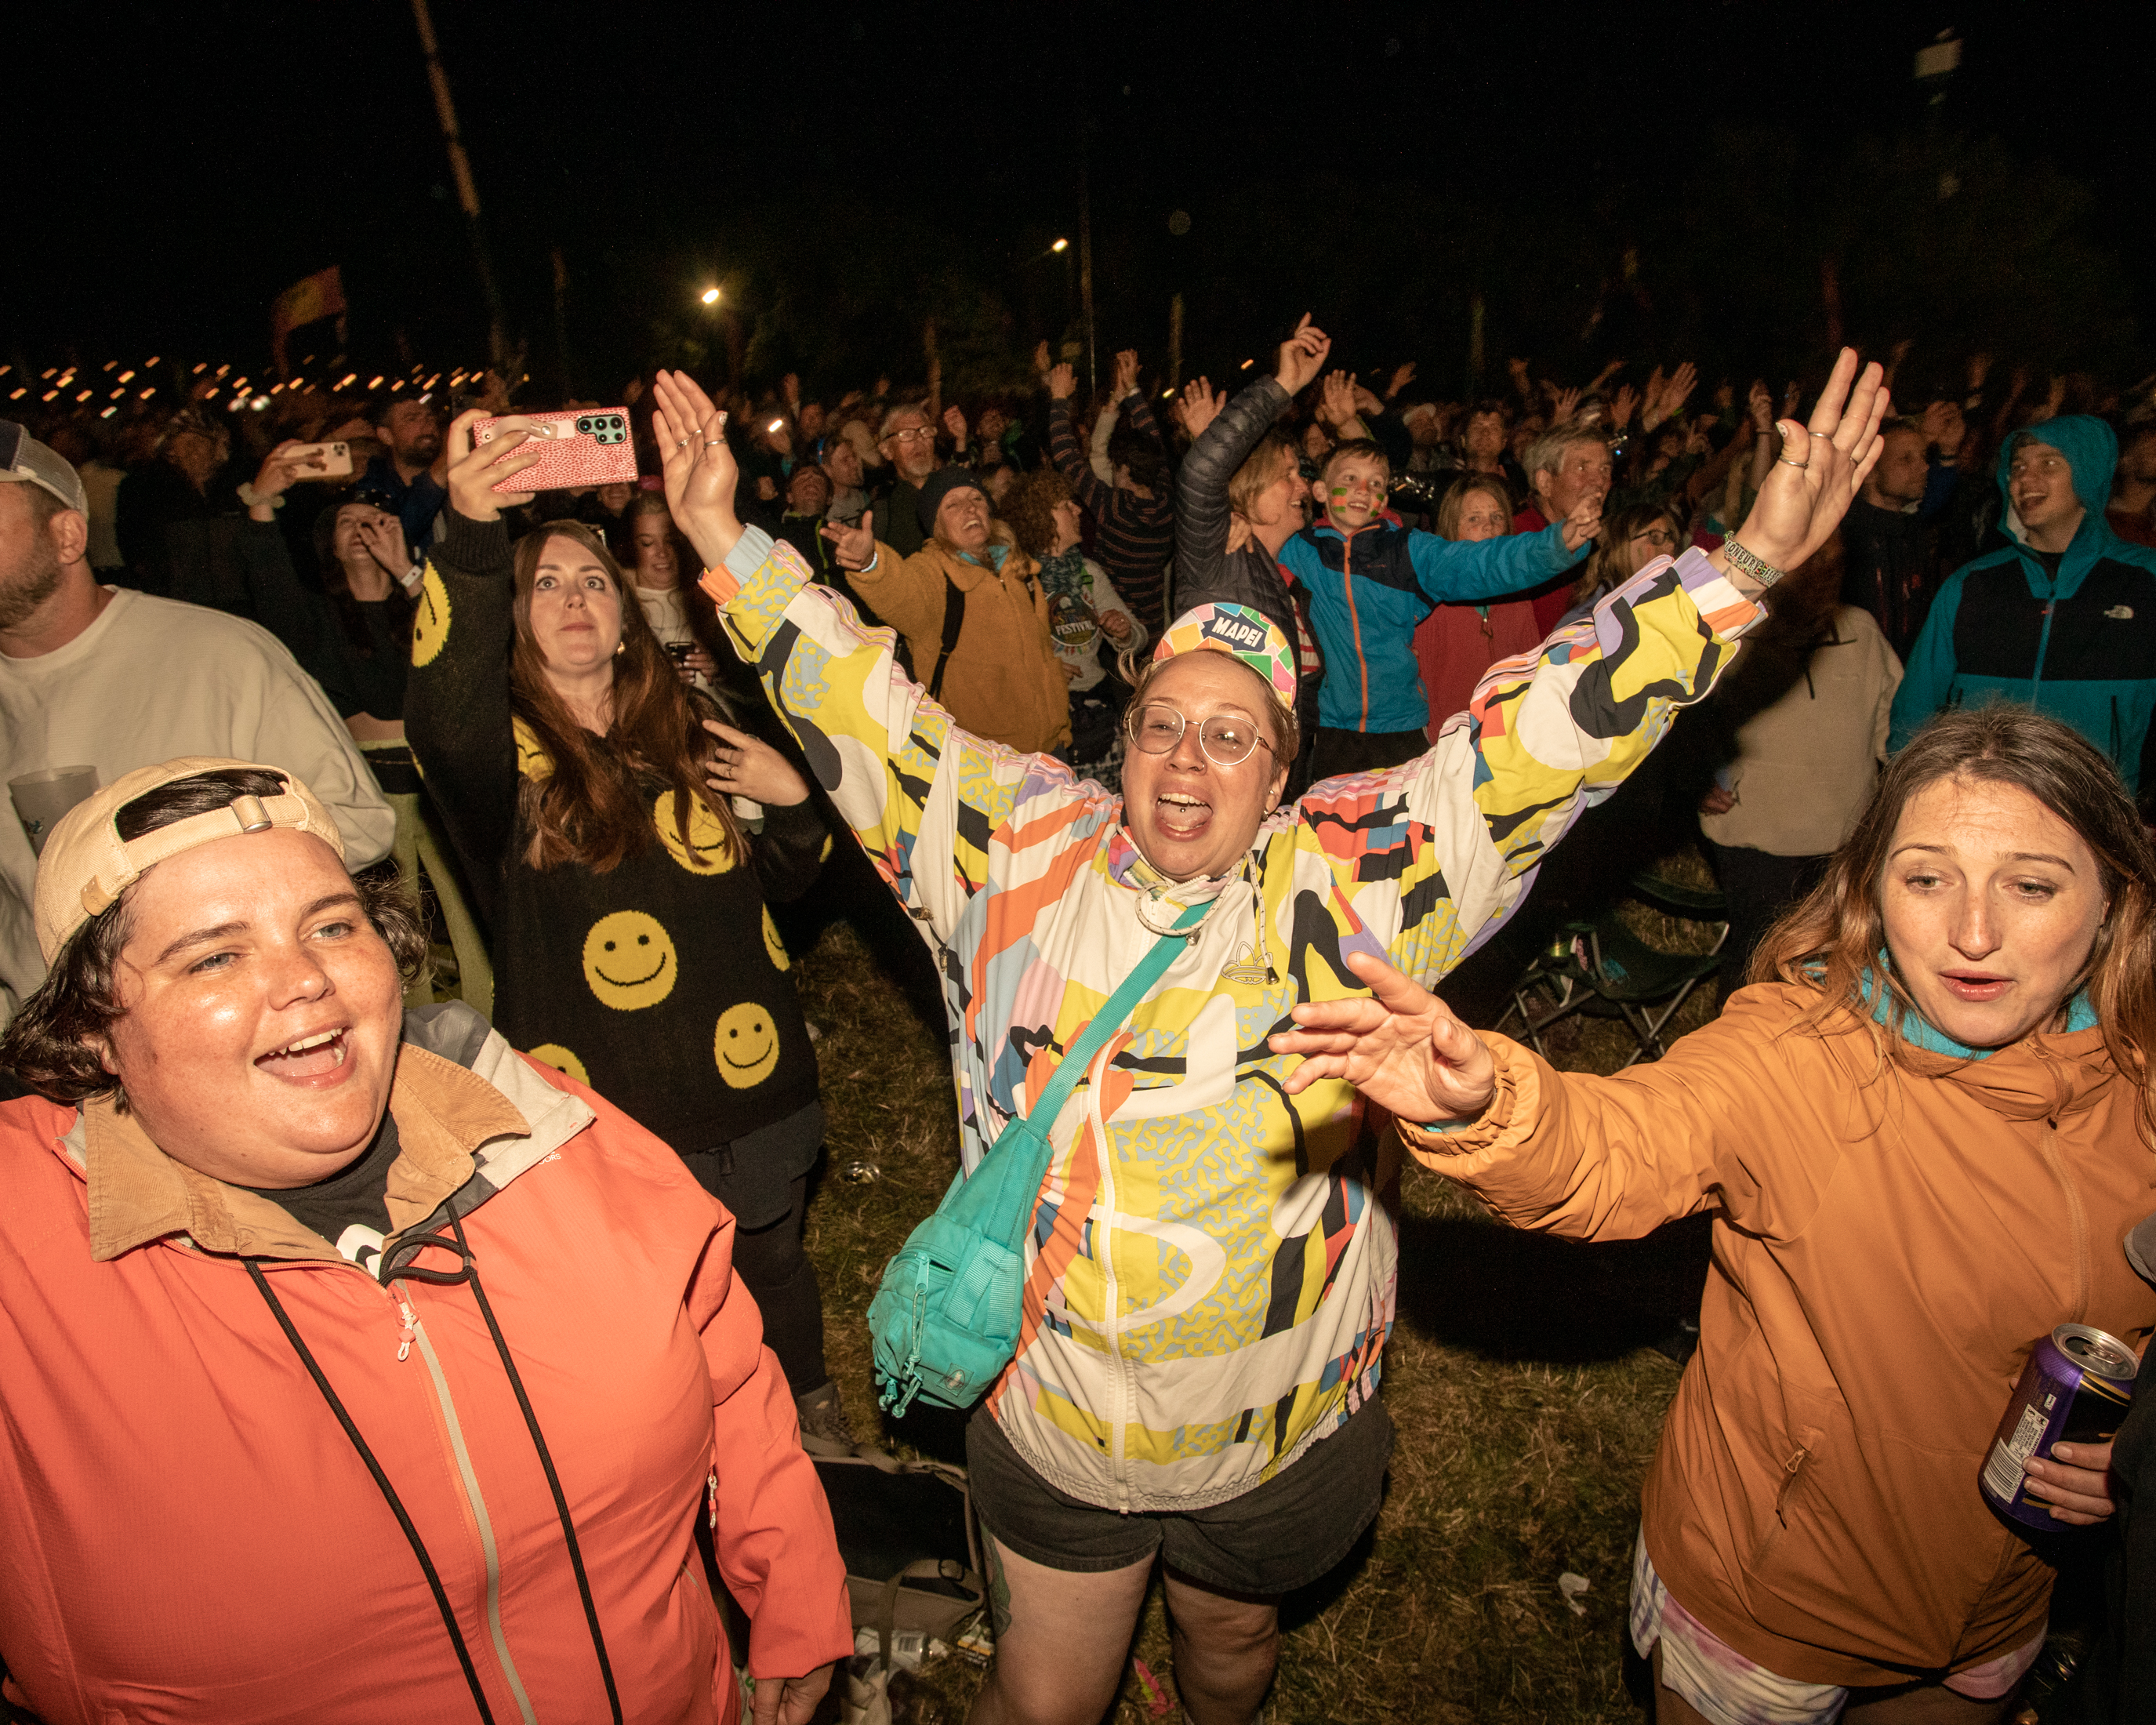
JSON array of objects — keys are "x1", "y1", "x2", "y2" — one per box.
[{"x1": 966, "y1": 1397, "x2": 1393, "y2": 1597}]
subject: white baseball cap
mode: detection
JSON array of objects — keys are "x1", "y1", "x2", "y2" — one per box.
[{"x1": 0, "y1": 420, "x2": 89, "y2": 517}]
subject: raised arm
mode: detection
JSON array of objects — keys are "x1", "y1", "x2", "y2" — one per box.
[
  {"x1": 401, "y1": 413, "x2": 545, "y2": 905},
  {"x1": 1174, "y1": 317, "x2": 1330, "y2": 612},
  {"x1": 654, "y1": 372, "x2": 1037, "y2": 946},
  {"x1": 1404, "y1": 517, "x2": 1588, "y2": 605},
  {"x1": 1047, "y1": 369, "x2": 1112, "y2": 516},
  {"x1": 1292, "y1": 350, "x2": 1891, "y2": 986}
]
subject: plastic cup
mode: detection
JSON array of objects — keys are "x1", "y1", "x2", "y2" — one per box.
[{"x1": 10, "y1": 766, "x2": 98, "y2": 858}]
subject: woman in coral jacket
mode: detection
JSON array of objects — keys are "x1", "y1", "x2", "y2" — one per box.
[
  {"x1": 0, "y1": 759, "x2": 848, "y2": 1725},
  {"x1": 1276, "y1": 706, "x2": 2156, "y2": 1723}
]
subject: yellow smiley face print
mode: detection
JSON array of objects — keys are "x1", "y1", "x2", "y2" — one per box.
[
  {"x1": 411, "y1": 565, "x2": 451, "y2": 666},
  {"x1": 525, "y1": 1043, "x2": 588, "y2": 1085},
  {"x1": 655, "y1": 789, "x2": 735, "y2": 875},
  {"x1": 714, "y1": 1003, "x2": 780, "y2": 1088},
  {"x1": 582, "y1": 910, "x2": 678, "y2": 1010},
  {"x1": 761, "y1": 906, "x2": 789, "y2": 971},
  {"x1": 513, "y1": 716, "x2": 553, "y2": 782}
]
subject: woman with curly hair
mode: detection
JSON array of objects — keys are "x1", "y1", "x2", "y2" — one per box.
[{"x1": 1001, "y1": 467, "x2": 1146, "y2": 782}]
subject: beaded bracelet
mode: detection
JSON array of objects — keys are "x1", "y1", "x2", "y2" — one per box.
[{"x1": 1719, "y1": 536, "x2": 1787, "y2": 589}]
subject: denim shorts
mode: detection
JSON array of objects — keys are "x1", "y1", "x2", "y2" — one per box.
[{"x1": 967, "y1": 1396, "x2": 1393, "y2": 1596}]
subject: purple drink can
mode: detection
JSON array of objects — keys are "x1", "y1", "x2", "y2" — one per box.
[{"x1": 1981, "y1": 1323, "x2": 2138, "y2": 1529}]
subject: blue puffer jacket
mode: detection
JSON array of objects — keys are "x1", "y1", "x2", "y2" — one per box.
[
  {"x1": 1890, "y1": 416, "x2": 2156, "y2": 792},
  {"x1": 1280, "y1": 512, "x2": 1581, "y2": 734}
]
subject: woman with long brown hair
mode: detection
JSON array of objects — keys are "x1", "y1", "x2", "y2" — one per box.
[
  {"x1": 405, "y1": 415, "x2": 855, "y2": 1452},
  {"x1": 1276, "y1": 703, "x2": 2156, "y2": 1723}
]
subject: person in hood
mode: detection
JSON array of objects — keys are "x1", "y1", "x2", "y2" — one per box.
[
  {"x1": 0, "y1": 759, "x2": 849, "y2": 1725},
  {"x1": 1891, "y1": 416, "x2": 2156, "y2": 798},
  {"x1": 1276, "y1": 703, "x2": 2156, "y2": 1724},
  {"x1": 649, "y1": 351, "x2": 1886, "y2": 1725}
]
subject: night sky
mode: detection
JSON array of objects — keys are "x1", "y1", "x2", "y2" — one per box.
[{"x1": 12, "y1": 2, "x2": 2155, "y2": 396}]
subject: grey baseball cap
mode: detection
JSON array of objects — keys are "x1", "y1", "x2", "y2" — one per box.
[{"x1": 0, "y1": 421, "x2": 89, "y2": 516}]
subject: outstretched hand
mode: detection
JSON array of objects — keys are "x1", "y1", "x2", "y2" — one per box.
[
  {"x1": 1047, "y1": 363, "x2": 1077, "y2": 402},
  {"x1": 650, "y1": 369, "x2": 742, "y2": 566},
  {"x1": 1276, "y1": 314, "x2": 1331, "y2": 396},
  {"x1": 1319, "y1": 371, "x2": 1360, "y2": 430},
  {"x1": 1270, "y1": 950, "x2": 1497, "y2": 1122},
  {"x1": 820, "y1": 514, "x2": 877, "y2": 571},
  {"x1": 1176, "y1": 377, "x2": 1225, "y2": 441},
  {"x1": 1560, "y1": 492, "x2": 1603, "y2": 553},
  {"x1": 1726, "y1": 347, "x2": 1890, "y2": 580}
]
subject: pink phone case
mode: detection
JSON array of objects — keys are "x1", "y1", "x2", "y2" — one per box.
[{"x1": 474, "y1": 409, "x2": 637, "y2": 493}]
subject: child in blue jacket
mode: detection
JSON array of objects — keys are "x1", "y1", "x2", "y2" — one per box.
[{"x1": 1283, "y1": 439, "x2": 1592, "y2": 780}]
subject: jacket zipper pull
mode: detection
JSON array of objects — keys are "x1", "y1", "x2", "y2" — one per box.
[
  {"x1": 707, "y1": 1469, "x2": 720, "y2": 1533},
  {"x1": 395, "y1": 1295, "x2": 419, "y2": 1362}
]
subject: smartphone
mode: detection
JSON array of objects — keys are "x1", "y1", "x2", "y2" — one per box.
[
  {"x1": 285, "y1": 441, "x2": 354, "y2": 479},
  {"x1": 474, "y1": 409, "x2": 637, "y2": 494}
]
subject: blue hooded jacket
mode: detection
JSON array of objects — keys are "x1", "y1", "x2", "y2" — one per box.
[{"x1": 1889, "y1": 416, "x2": 2156, "y2": 791}]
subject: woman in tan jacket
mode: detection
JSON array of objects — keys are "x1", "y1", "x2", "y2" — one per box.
[
  {"x1": 822, "y1": 467, "x2": 1071, "y2": 755},
  {"x1": 1272, "y1": 704, "x2": 2156, "y2": 1723}
]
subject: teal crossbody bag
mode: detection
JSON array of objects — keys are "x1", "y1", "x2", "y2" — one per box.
[{"x1": 868, "y1": 902, "x2": 1207, "y2": 1415}]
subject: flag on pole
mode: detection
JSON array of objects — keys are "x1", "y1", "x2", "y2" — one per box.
[{"x1": 270, "y1": 267, "x2": 347, "y2": 374}]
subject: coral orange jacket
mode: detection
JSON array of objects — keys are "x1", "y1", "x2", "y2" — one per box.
[{"x1": 0, "y1": 1004, "x2": 851, "y2": 1724}]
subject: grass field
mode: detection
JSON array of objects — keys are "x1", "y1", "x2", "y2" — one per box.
[{"x1": 786, "y1": 864, "x2": 1733, "y2": 1725}]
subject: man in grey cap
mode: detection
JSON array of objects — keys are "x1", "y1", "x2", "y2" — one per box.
[{"x1": 0, "y1": 421, "x2": 394, "y2": 1026}]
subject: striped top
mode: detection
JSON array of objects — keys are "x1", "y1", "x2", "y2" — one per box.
[{"x1": 1048, "y1": 394, "x2": 1175, "y2": 634}]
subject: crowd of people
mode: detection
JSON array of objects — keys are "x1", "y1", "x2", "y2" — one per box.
[{"x1": 4, "y1": 304, "x2": 2156, "y2": 1725}]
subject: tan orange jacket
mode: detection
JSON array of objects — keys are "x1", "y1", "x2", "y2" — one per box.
[
  {"x1": 1410, "y1": 982, "x2": 2156, "y2": 1686},
  {"x1": 848, "y1": 537, "x2": 1072, "y2": 755}
]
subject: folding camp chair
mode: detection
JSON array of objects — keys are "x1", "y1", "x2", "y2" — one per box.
[{"x1": 1494, "y1": 871, "x2": 1729, "y2": 1067}]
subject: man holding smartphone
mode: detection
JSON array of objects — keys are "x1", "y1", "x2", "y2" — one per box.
[{"x1": 358, "y1": 397, "x2": 450, "y2": 556}]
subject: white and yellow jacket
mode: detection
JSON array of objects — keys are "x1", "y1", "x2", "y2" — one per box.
[{"x1": 703, "y1": 529, "x2": 1759, "y2": 1512}]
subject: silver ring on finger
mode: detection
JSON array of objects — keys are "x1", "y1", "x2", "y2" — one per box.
[
  {"x1": 1777, "y1": 458, "x2": 1809, "y2": 470},
  {"x1": 1807, "y1": 431, "x2": 1831, "y2": 440},
  {"x1": 704, "y1": 438, "x2": 725, "y2": 448},
  {"x1": 675, "y1": 437, "x2": 691, "y2": 448}
]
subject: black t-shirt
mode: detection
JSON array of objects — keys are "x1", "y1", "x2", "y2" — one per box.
[
  {"x1": 2028, "y1": 547, "x2": 2067, "y2": 583},
  {"x1": 242, "y1": 1113, "x2": 400, "y2": 1257}
]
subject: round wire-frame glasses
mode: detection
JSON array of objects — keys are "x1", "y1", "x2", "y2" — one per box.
[{"x1": 1123, "y1": 702, "x2": 1274, "y2": 768}]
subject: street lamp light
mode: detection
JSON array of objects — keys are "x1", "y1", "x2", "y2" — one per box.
[
  {"x1": 1051, "y1": 238, "x2": 1069, "y2": 253},
  {"x1": 700, "y1": 286, "x2": 720, "y2": 306}
]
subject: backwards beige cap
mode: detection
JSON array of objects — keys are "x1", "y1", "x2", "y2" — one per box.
[{"x1": 34, "y1": 757, "x2": 346, "y2": 964}]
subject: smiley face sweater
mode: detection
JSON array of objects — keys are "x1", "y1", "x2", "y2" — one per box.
[{"x1": 405, "y1": 509, "x2": 826, "y2": 1157}]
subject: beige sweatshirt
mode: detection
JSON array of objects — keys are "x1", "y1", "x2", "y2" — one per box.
[
  {"x1": 0, "y1": 587, "x2": 396, "y2": 1021},
  {"x1": 1698, "y1": 605, "x2": 1902, "y2": 857}
]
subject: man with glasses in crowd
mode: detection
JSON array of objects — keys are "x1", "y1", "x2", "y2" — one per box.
[{"x1": 869, "y1": 403, "x2": 942, "y2": 557}]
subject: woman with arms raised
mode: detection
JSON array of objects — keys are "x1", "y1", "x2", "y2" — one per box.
[
  {"x1": 650, "y1": 350, "x2": 1886, "y2": 1725},
  {"x1": 1276, "y1": 703, "x2": 2156, "y2": 1723},
  {"x1": 402, "y1": 426, "x2": 853, "y2": 1450}
]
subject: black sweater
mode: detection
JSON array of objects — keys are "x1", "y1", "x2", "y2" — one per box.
[{"x1": 405, "y1": 509, "x2": 826, "y2": 1154}]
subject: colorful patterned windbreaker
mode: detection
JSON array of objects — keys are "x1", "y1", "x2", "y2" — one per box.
[{"x1": 702, "y1": 529, "x2": 1762, "y2": 1513}]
